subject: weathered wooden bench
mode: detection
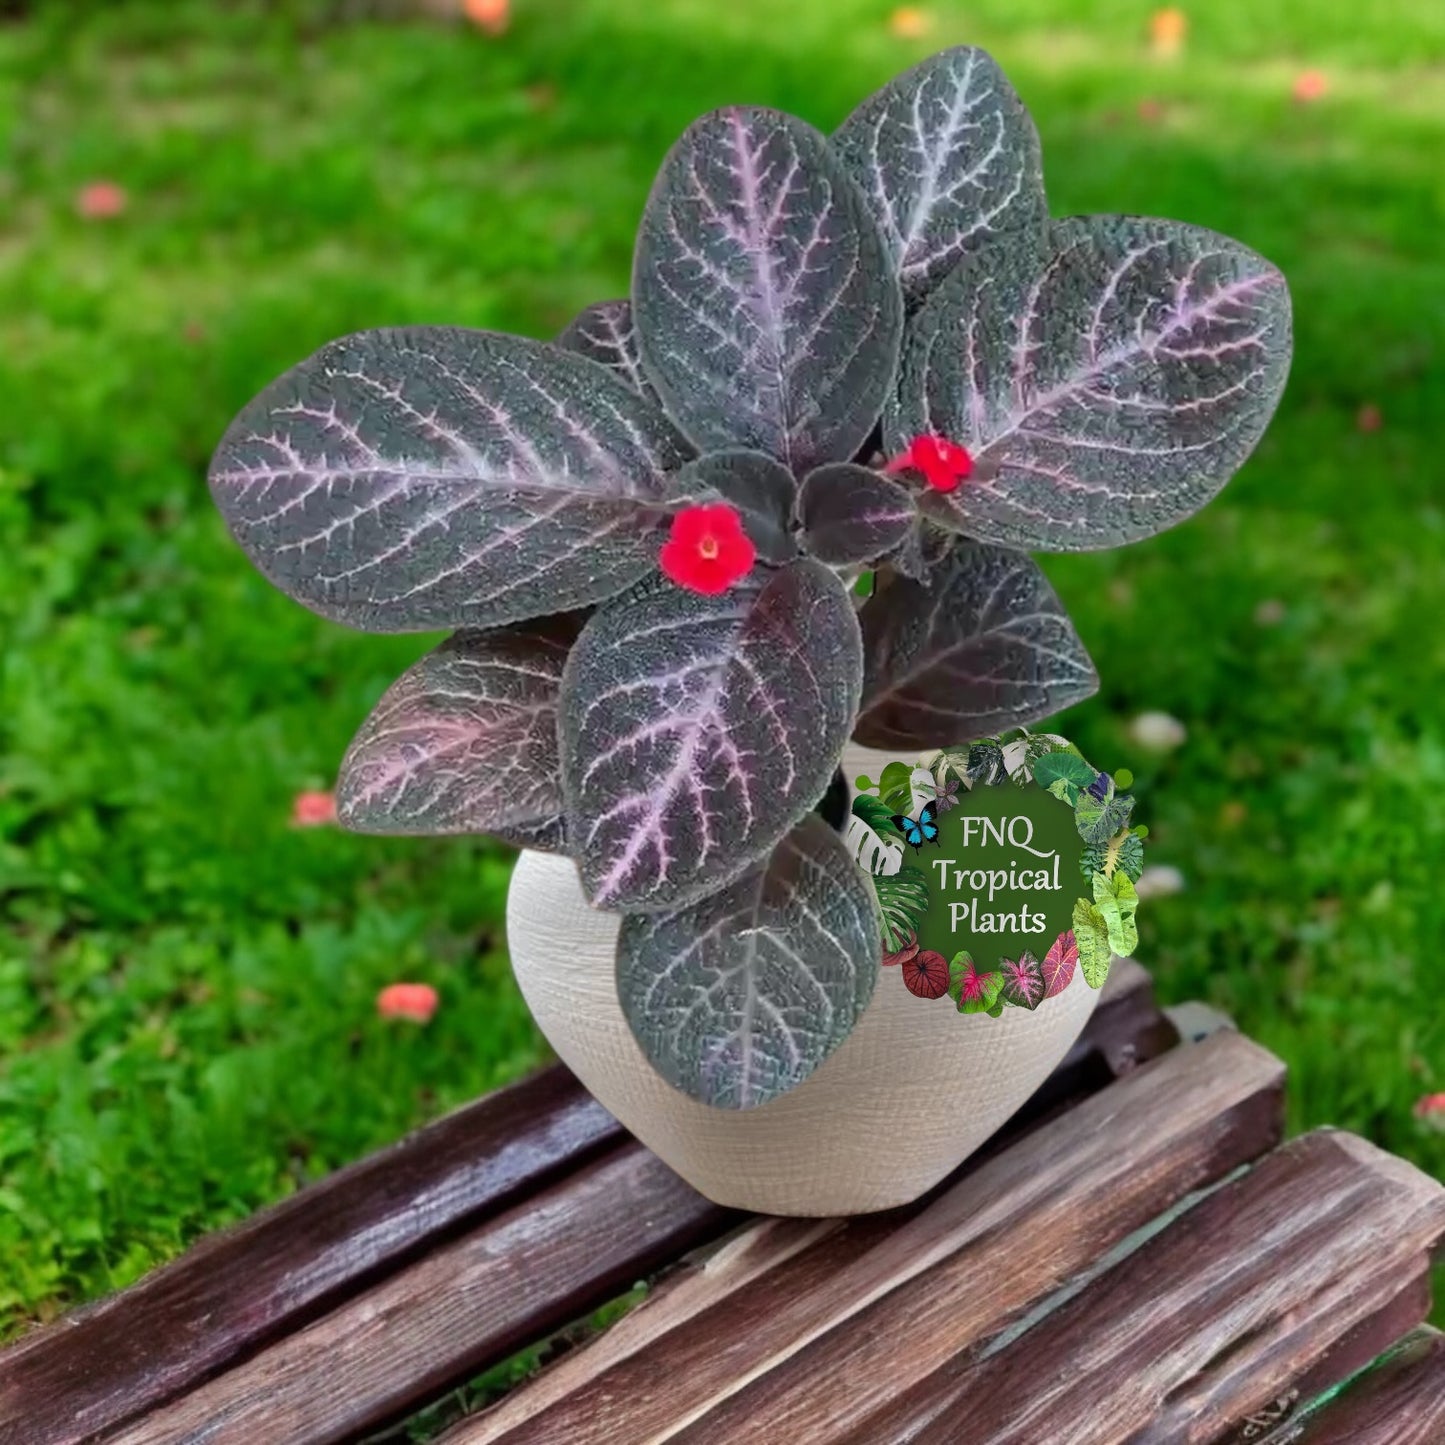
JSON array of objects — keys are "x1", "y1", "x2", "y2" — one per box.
[{"x1": 3, "y1": 963, "x2": 1442, "y2": 1444}]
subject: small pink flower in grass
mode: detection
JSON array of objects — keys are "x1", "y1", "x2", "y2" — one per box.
[
  {"x1": 1293, "y1": 70, "x2": 1329, "y2": 103},
  {"x1": 76, "y1": 181, "x2": 128, "y2": 220},
  {"x1": 659, "y1": 504, "x2": 756, "y2": 595},
  {"x1": 1414, "y1": 1094, "x2": 1445, "y2": 1133},
  {"x1": 883, "y1": 435, "x2": 974, "y2": 493},
  {"x1": 377, "y1": 982, "x2": 439, "y2": 1024},
  {"x1": 291, "y1": 790, "x2": 337, "y2": 827}
]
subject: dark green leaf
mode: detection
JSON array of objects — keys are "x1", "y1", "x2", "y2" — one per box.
[
  {"x1": 833, "y1": 45, "x2": 1047, "y2": 307},
  {"x1": 797, "y1": 464, "x2": 917, "y2": 567},
  {"x1": 886, "y1": 216, "x2": 1293, "y2": 552},
  {"x1": 209, "y1": 327, "x2": 691, "y2": 632},
  {"x1": 337, "y1": 618, "x2": 577, "y2": 850},
  {"x1": 854, "y1": 543, "x2": 1097, "y2": 750},
  {"x1": 562, "y1": 560, "x2": 862, "y2": 910},
  {"x1": 633, "y1": 106, "x2": 903, "y2": 473},
  {"x1": 616, "y1": 815, "x2": 878, "y2": 1109}
]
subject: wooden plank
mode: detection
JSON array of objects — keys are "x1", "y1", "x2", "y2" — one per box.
[
  {"x1": 457, "y1": 1028, "x2": 1285, "y2": 1444},
  {"x1": 454, "y1": 961, "x2": 1168, "y2": 1443},
  {"x1": 1270, "y1": 1328, "x2": 1445, "y2": 1445},
  {"x1": 848, "y1": 1130, "x2": 1445, "y2": 1445},
  {"x1": 0, "y1": 1066, "x2": 619, "y2": 1445},
  {"x1": 97, "y1": 1144, "x2": 735, "y2": 1445}
]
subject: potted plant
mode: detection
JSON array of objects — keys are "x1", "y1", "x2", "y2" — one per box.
[{"x1": 209, "y1": 45, "x2": 1291, "y2": 1215}]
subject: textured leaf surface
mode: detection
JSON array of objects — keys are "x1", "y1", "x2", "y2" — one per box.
[
  {"x1": 676, "y1": 450, "x2": 798, "y2": 563},
  {"x1": 1075, "y1": 784, "x2": 1135, "y2": 844},
  {"x1": 1082, "y1": 830, "x2": 1144, "y2": 883},
  {"x1": 1072, "y1": 900, "x2": 1113, "y2": 988},
  {"x1": 1041, "y1": 930, "x2": 1078, "y2": 997},
  {"x1": 887, "y1": 216, "x2": 1293, "y2": 551},
  {"x1": 615, "y1": 814, "x2": 878, "y2": 1109},
  {"x1": 556, "y1": 298, "x2": 659, "y2": 403},
  {"x1": 562, "y1": 559, "x2": 862, "y2": 910},
  {"x1": 854, "y1": 542, "x2": 1098, "y2": 750},
  {"x1": 833, "y1": 45, "x2": 1046, "y2": 306},
  {"x1": 873, "y1": 863, "x2": 931, "y2": 951},
  {"x1": 1092, "y1": 869, "x2": 1140, "y2": 955},
  {"x1": 949, "y1": 951, "x2": 1004, "y2": 1014},
  {"x1": 209, "y1": 327, "x2": 691, "y2": 632},
  {"x1": 336, "y1": 618, "x2": 576, "y2": 850},
  {"x1": 633, "y1": 106, "x2": 903, "y2": 473},
  {"x1": 1000, "y1": 950, "x2": 1045, "y2": 1009},
  {"x1": 797, "y1": 463, "x2": 917, "y2": 566}
]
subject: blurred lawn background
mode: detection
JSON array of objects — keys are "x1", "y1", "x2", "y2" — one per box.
[{"x1": 1, "y1": 0, "x2": 1442, "y2": 1338}]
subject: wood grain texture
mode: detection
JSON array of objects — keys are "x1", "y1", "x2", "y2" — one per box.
[
  {"x1": 98, "y1": 1144, "x2": 735, "y2": 1445},
  {"x1": 457, "y1": 1029, "x2": 1285, "y2": 1444},
  {"x1": 0, "y1": 1066, "x2": 618, "y2": 1445},
  {"x1": 1270, "y1": 1328, "x2": 1445, "y2": 1445},
  {"x1": 855, "y1": 1131, "x2": 1445, "y2": 1445}
]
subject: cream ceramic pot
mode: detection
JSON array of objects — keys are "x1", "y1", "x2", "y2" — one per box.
[{"x1": 506, "y1": 745, "x2": 1099, "y2": 1216}]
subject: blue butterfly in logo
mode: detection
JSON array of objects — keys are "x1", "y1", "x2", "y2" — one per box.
[{"x1": 891, "y1": 801, "x2": 940, "y2": 852}]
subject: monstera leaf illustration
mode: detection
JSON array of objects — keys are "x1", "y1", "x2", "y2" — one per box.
[{"x1": 873, "y1": 865, "x2": 932, "y2": 953}]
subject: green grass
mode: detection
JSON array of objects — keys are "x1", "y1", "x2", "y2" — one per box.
[{"x1": 1, "y1": 0, "x2": 1443, "y2": 1337}]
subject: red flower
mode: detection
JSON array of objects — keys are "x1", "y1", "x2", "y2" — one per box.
[
  {"x1": 377, "y1": 982, "x2": 439, "y2": 1024},
  {"x1": 901, "y1": 949, "x2": 950, "y2": 999},
  {"x1": 1414, "y1": 1093, "x2": 1445, "y2": 1132},
  {"x1": 291, "y1": 789, "x2": 337, "y2": 827},
  {"x1": 659, "y1": 504, "x2": 756, "y2": 595},
  {"x1": 76, "y1": 181, "x2": 127, "y2": 220},
  {"x1": 883, "y1": 434, "x2": 974, "y2": 492}
]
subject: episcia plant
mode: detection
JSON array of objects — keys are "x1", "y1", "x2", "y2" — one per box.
[{"x1": 208, "y1": 47, "x2": 1291, "y2": 1113}]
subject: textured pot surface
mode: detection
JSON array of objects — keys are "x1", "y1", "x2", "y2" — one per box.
[{"x1": 506, "y1": 746, "x2": 1100, "y2": 1216}]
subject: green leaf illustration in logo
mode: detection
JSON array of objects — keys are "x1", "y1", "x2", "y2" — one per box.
[
  {"x1": 1092, "y1": 870, "x2": 1139, "y2": 957},
  {"x1": 1081, "y1": 829, "x2": 1144, "y2": 883},
  {"x1": 1072, "y1": 897, "x2": 1114, "y2": 989},
  {"x1": 1033, "y1": 750, "x2": 1095, "y2": 805},
  {"x1": 873, "y1": 864, "x2": 931, "y2": 952},
  {"x1": 1074, "y1": 782, "x2": 1135, "y2": 844},
  {"x1": 876, "y1": 760, "x2": 916, "y2": 813},
  {"x1": 949, "y1": 951, "x2": 1005, "y2": 1015},
  {"x1": 966, "y1": 741, "x2": 1008, "y2": 786},
  {"x1": 851, "y1": 794, "x2": 904, "y2": 842}
]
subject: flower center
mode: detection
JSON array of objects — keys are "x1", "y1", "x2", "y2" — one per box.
[{"x1": 698, "y1": 534, "x2": 720, "y2": 560}]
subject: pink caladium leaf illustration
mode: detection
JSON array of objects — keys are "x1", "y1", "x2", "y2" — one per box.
[
  {"x1": 949, "y1": 951, "x2": 1005, "y2": 1015},
  {"x1": 999, "y1": 950, "x2": 1046, "y2": 1010},
  {"x1": 1041, "y1": 930, "x2": 1079, "y2": 997},
  {"x1": 616, "y1": 814, "x2": 878, "y2": 1109},
  {"x1": 903, "y1": 948, "x2": 951, "y2": 999},
  {"x1": 886, "y1": 215, "x2": 1292, "y2": 552},
  {"x1": 633, "y1": 106, "x2": 903, "y2": 474}
]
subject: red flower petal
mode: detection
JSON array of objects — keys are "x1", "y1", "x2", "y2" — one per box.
[
  {"x1": 291, "y1": 789, "x2": 337, "y2": 827},
  {"x1": 902, "y1": 949, "x2": 950, "y2": 999},
  {"x1": 659, "y1": 503, "x2": 756, "y2": 595},
  {"x1": 377, "y1": 982, "x2": 439, "y2": 1023},
  {"x1": 883, "y1": 434, "x2": 974, "y2": 492}
]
